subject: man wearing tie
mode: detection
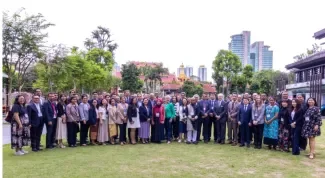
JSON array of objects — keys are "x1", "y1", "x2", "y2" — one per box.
[
  {"x1": 238, "y1": 98, "x2": 252, "y2": 148},
  {"x1": 43, "y1": 93, "x2": 57, "y2": 149},
  {"x1": 27, "y1": 95, "x2": 44, "y2": 152},
  {"x1": 124, "y1": 90, "x2": 131, "y2": 104},
  {"x1": 214, "y1": 93, "x2": 226, "y2": 144},
  {"x1": 208, "y1": 94, "x2": 216, "y2": 142},
  {"x1": 199, "y1": 94, "x2": 211, "y2": 143},
  {"x1": 227, "y1": 94, "x2": 240, "y2": 145}
]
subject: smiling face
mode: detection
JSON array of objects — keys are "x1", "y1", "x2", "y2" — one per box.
[{"x1": 307, "y1": 98, "x2": 315, "y2": 107}]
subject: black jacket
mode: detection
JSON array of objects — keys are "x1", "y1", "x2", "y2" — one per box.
[
  {"x1": 43, "y1": 100, "x2": 57, "y2": 122},
  {"x1": 139, "y1": 105, "x2": 152, "y2": 122},
  {"x1": 279, "y1": 107, "x2": 291, "y2": 129},
  {"x1": 27, "y1": 103, "x2": 44, "y2": 127},
  {"x1": 127, "y1": 104, "x2": 138, "y2": 122},
  {"x1": 290, "y1": 108, "x2": 304, "y2": 127},
  {"x1": 88, "y1": 106, "x2": 97, "y2": 125}
]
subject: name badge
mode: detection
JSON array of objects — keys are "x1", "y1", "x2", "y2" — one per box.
[
  {"x1": 305, "y1": 117, "x2": 310, "y2": 121},
  {"x1": 267, "y1": 114, "x2": 271, "y2": 118},
  {"x1": 156, "y1": 113, "x2": 160, "y2": 117},
  {"x1": 281, "y1": 118, "x2": 284, "y2": 122},
  {"x1": 254, "y1": 113, "x2": 258, "y2": 117},
  {"x1": 204, "y1": 108, "x2": 206, "y2": 112},
  {"x1": 24, "y1": 114, "x2": 28, "y2": 118}
]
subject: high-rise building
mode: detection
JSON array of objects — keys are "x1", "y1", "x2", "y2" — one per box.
[
  {"x1": 112, "y1": 62, "x2": 121, "y2": 75},
  {"x1": 229, "y1": 31, "x2": 251, "y2": 67},
  {"x1": 198, "y1": 65, "x2": 207, "y2": 82},
  {"x1": 250, "y1": 41, "x2": 273, "y2": 71},
  {"x1": 184, "y1": 66, "x2": 193, "y2": 78}
]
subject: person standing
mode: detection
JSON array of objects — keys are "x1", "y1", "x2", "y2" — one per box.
[
  {"x1": 79, "y1": 95, "x2": 90, "y2": 146},
  {"x1": 117, "y1": 97, "x2": 128, "y2": 145},
  {"x1": 178, "y1": 98, "x2": 188, "y2": 143},
  {"x1": 263, "y1": 97, "x2": 280, "y2": 150},
  {"x1": 139, "y1": 98, "x2": 152, "y2": 144},
  {"x1": 199, "y1": 94, "x2": 211, "y2": 143},
  {"x1": 56, "y1": 94, "x2": 68, "y2": 148},
  {"x1": 278, "y1": 100, "x2": 291, "y2": 152},
  {"x1": 208, "y1": 94, "x2": 217, "y2": 143},
  {"x1": 108, "y1": 98, "x2": 118, "y2": 144},
  {"x1": 88, "y1": 99, "x2": 99, "y2": 145},
  {"x1": 227, "y1": 94, "x2": 240, "y2": 146},
  {"x1": 251, "y1": 96, "x2": 265, "y2": 149},
  {"x1": 127, "y1": 97, "x2": 141, "y2": 145},
  {"x1": 66, "y1": 96, "x2": 80, "y2": 147},
  {"x1": 43, "y1": 93, "x2": 57, "y2": 149},
  {"x1": 296, "y1": 94, "x2": 307, "y2": 151},
  {"x1": 164, "y1": 96, "x2": 175, "y2": 144},
  {"x1": 151, "y1": 98, "x2": 165, "y2": 143},
  {"x1": 97, "y1": 99, "x2": 109, "y2": 145},
  {"x1": 171, "y1": 96, "x2": 180, "y2": 141},
  {"x1": 290, "y1": 99, "x2": 304, "y2": 155},
  {"x1": 301, "y1": 98, "x2": 322, "y2": 159},
  {"x1": 11, "y1": 95, "x2": 30, "y2": 155},
  {"x1": 214, "y1": 93, "x2": 226, "y2": 144},
  {"x1": 238, "y1": 98, "x2": 252, "y2": 148},
  {"x1": 28, "y1": 95, "x2": 43, "y2": 152},
  {"x1": 187, "y1": 98, "x2": 198, "y2": 144}
]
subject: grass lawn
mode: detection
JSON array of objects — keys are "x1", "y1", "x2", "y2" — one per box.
[{"x1": 3, "y1": 125, "x2": 325, "y2": 178}]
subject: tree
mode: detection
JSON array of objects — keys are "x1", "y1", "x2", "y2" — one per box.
[
  {"x1": 85, "y1": 26, "x2": 118, "y2": 55},
  {"x1": 230, "y1": 75, "x2": 246, "y2": 94},
  {"x1": 121, "y1": 63, "x2": 143, "y2": 93},
  {"x1": 212, "y1": 50, "x2": 242, "y2": 95},
  {"x1": 181, "y1": 81, "x2": 203, "y2": 97},
  {"x1": 86, "y1": 48, "x2": 114, "y2": 70},
  {"x1": 2, "y1": 8, "x2": 54, "y2": 94},
  {"x1": 242, "y1": 65, "x2": 254, "y2": 91}
]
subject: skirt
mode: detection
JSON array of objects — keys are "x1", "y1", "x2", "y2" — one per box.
[
  {"x1": 139, "y1": 121, "x2": 150, "y2": 139},
  {"x1": 97, "y1": 119, "x2": 109, "y2": 142},
  {"x1": 56, "y1": 117, "x2": 67, "y2": 140},
  {"x1": 89, "y1": 119, "x2": 99, "y2": 140},
  {"x1": 11, "y1": 116, "x2": 30, "y2": 149},
  {"x1": 179, "y1": 121, "x2": 187, "y2": 134},
  {"x1": 127, "y1": 117, "x2": 141, "y2": 129},
  {"x1": 109, "y1": 124, "x2": 117, "y2": 137}
]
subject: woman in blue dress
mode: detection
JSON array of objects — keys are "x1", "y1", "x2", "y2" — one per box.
[{"x1": 263, "y1": 96, "x2": 279, "y2": 150}]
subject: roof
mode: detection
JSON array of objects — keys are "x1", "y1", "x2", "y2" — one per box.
[
  {"x1": 129, "y1": 61, "x2": 162, "y2": 68},
  {"x1": 113, "y1": 71, "x2": 122, "y2": 79},
  {"x1": 161, "y1": 84, "x2": 182, "y2": 90},
  {"x1": 285, "y1": 50, "x2": 325, "y2": 70},
  {"x1": 202, "y1": 84, "x2": 216, "y2": 93},
  {"x1": 313, "y1": 28, "x2": 325, "y2": 40}
]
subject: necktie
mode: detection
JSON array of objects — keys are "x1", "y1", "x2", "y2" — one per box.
[
  {"x1": 51, "y1": 103, "x2": 56, "y2": 117},
  {"x1": 232, "y1": 102, "x2": 235, "y2": 110},
  {"x1": 244, "y1": 105, "x2": 247, "y2": 111}
]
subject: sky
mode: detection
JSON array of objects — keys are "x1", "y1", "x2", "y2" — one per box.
[{"x1": 3, "y1": 0, "x2": 325, "y2": 82}]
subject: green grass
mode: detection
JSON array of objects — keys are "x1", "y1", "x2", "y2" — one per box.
[{"x1": 3, "y1": 125, "x2": 325, "y2": 178}]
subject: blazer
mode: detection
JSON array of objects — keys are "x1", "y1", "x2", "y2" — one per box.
[
  {"x1": 251, "y1": 104, "x2": 266, "y2": 124},
  {"x1": 187, "y1": 104, "x2": 198, "y2": 131},
  {"x1": 57, "y1": 103, "x2": 66, "y2": 118},
  {"x1": 179, "y1": 105, "x2": 188, "y2": 122},
  {"x1": 228, "y1": 101, "x2": 241, "y2": 120},
  {"x1": 214, "y1": 100, "x2": 226, "y2": 121},
  {"x1": 88, "y1": 106, "x2": 97, "y2": 125},
  {"x1": 139, "y1": 105, "x2": 152, "y2": 122},
  {"x1": 279, "y1": 107, "x2": 291, "y2": 129},
  {"x1": 237, "y1": 104, "x2": 252, "y2": 124},
  {"x1": 79, "y1": 102, "x2": 90, "y2": 122},
  {"x1": 290, "y1": 108, "x2": 304, "y2": 127},
  {"x1": 116, "y1": 103, "x2": 128, "y2": 124},
  {"x1": 43, "y1": 100, "x2": 57, "y2": 122},
  {"x1": 108, "y1": 105, "x2": 118, "y2": 124},
  {"x1": 27, "y1": 103, "x2": 44, "y2": 127},
  {"x1": 66, "y1": 103, "x2": 80, "y2": 122},
  {"x1": 127, "y1": 105, "x2": 138, "y2": 122},
  {"x1": 198, "y1": 100, "x2": 211, "y2": 117}
]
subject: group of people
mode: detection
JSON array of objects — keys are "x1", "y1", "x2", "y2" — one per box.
[{"x1": 10, "y1": 89, "x2": 322, "y2": 159}]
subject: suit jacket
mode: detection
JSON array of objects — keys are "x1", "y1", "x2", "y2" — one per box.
[
  {"x1": 43, "y1": 100, "x2": 56, "y2": 122},
  {"x1": 228, "y1": 101, "x2": 240, "y2": 119},
  {"x1": 139, "y1": 105, "x2": 152, "y2": 122},
  {"x1": 27, "y1": 103, "x2": 44, "y2": 127},
  {"x1": 290, "y1": 108, "x2": 304, "y2": 127},
  {"x1": 237, "y1": 104, "x2": 252, "y2": 124},
  {"x1": 57, "y1": 103, "x2": 66, "y2": 118},
  {"x1": 88, "y1": 106, "x2": 97, "y2": 125},
  {"x1": 66, "y1": 103, "x2": 80, "y2": 122},
  {"x1": 198, "y1": 100, "x2": 211, "y2": 118},
  {"x1": 214, "y1": 100, "x2": 226, "y2": 121},
  {"x1": 116, "y1": 103, "x2": 128, "y2": 124}
]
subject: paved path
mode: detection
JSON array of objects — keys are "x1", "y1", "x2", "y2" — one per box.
[{"x1": 2, "y1": 124, "x2": 46, "y2": 145}]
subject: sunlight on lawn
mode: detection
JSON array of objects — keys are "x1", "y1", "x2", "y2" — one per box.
[{"x1": 3, "y1": 125, "x2": 325, "y2": 178}]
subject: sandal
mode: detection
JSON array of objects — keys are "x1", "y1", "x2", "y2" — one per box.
[{"x1": 309, "y1": 153, "x2": 315, "y2": 159}]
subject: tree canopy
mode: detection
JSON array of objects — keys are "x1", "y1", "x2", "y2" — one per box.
[
  {"x1": 181, "y1": 81, "x2": 203, "y2": 97},
  {"x1": 121, "y1": 63, "x2": 143, "y2": 93}
]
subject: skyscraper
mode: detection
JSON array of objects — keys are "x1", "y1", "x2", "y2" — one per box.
[
  {"x1": 198, "y1": 65, "x2": 207, "y2": 82},
  {"x1": 229, "y1": 31, "x2": 251, "y2": 67},
  {"x1": 184, "y1": 66, "x2": 193, "y2": 78},
  {"x1": 250, "y1": 42, "x2": 273, "y2": 71}
]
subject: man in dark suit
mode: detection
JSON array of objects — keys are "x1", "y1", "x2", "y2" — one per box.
[
  {"x1": 208, "y1": 94, "x2": 217, "y2": 142},
  {"x1": 198, "y1": 93, "x2": 211, "y2": 143},
  {"x1": 214, "y1": 93, "x2": 227, "y2": 144},
  {"x1": 27, "y1": 95, "x2": 44, "y2": 152},
  {"x1": 43, "y1": 93, "x2": 57, "y2": 149},
  {"x1": 238, "y1": 98, "x2": 252, "y2": 148}
]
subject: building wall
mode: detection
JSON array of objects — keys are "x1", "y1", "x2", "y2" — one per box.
[
  {"x1": 185, "y1": 66, "x2": 193, "y2": 78},
  {"x1": 250, "y1": 42, "x2": 273, "y2": 71},
  {"x1": 198, "y1": 67, "x2": 207, "y2": 81},
  {"x1": 262, "y1": 46, "x2": 273, "y2": 70},
  {"x1": 230, "y1": 31, "x2": 251, "y2": 67}
]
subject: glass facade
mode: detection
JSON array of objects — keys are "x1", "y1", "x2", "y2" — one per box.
[
  {"x1": 198, "y1": 66, "x2": 207, "y2": 82},
  {"x1": 262, "y1": 46, "x2": 273, "y2": 70},
  {"x1": 229, "y1": 31, "x2": 250, "y2": 67},
  {"x1": 250, "y1": 42, "x2": 273, "y2": 71}
]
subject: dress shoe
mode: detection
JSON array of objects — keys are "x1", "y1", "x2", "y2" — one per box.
[
  {"x1": 32, "y1": 149, "x2": 38, "y2": 152},
  {"x1": 193, "y1": 141, "x2": 198, "y2": 145},
  {"x1": 204, "y1": 140, "x2": 208, "y2": 144},
  {"x1": 37, "y1": 148, "x2": 43, "y2": 151},
  {"x1": 186, "y1": 141, "x2": 192, "y2": 144},
  {"x1": 214, "y1": 141, "x2": 218, "y2": 144},
  {"x1": 247, "y1": 144, "x2": 250, "y2": 148},
  {"x1": 239, "y1": 144, "x2": 245, "y2": 147},
  {"x1": 228, "y1": 141, "x2": 233, "y2": 144},
  {"x1": 46, "y1": 146, "x2": 54, "y2": 149},
  {"x1": 257, "y1": 146, "x2": 262, "y2": 149},
  {"x1": 254, "y1": 145, "x2": 258, "y2": 149},
  {"x1": 220, "y1": 140, "x2": 225, "y2": 144},
  {"x1": 231, "y1": 142, "x2": 237, "y2": 146}
]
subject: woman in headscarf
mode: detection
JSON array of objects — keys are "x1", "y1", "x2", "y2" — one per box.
[{"x1": 151, "y1": 98, "x2": 165, "y2": 143}]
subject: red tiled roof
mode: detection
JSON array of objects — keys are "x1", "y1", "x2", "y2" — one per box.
[
  {"x1": 203, "y1": 84, "x2": 216, "y2": 93},
  {"x1": 130, "y1": 61, "x2": 162, "y2": 68},
  {"x1": 113, "y1": 72, "x2": 122, "y2": 79},
  {"x1": 138, "y1": 74, "x2": 177, "y2": 83},
  {"x1": 161, "y1": 84, "x2": 182, "y2": 90}
]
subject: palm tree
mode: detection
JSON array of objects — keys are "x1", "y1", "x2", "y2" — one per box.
[{"x1": 151, "y1": 64, "x2": 169, "y2": 92}]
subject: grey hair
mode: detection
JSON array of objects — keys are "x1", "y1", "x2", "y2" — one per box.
[
  {"x1": 217, "y1": 93, "x2": 224, "y2": 98},
  {"x1": 165, "y1": 95, "x2": 171, "y2": 99},
  {"x1": 193, "y1": 94, "x2": 200, "y2": 99}
]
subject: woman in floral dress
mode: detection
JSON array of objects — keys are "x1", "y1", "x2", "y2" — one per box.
[
  {"x1": 11, "y1": 95, "x2": 30, "y2": 156},
  {"x1": 301, "y1": 98, "x2": 322, "y2": 159},
  {"x1": 278, "y1": 100, "x2": 291, "y2": 152}
]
